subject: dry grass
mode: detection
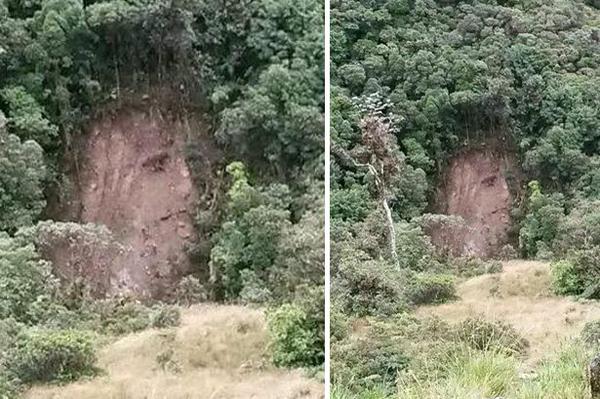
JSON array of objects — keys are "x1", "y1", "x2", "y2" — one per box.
[
  {"x1": 416, "y1": 260, "x2": 600, "y2": 366},
  {"x1": 25, "y1": 304, "x2": 323, "y2": 399}
]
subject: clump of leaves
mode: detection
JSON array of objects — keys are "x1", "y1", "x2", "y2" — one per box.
[
  {"x1": 405, "y1": 273, "x2": 456, "y2": 305},
  {"x1": 267, "y1": 303, "x2": 323, "y2": 368},
  {"x1": 6, "y1": 329, "x2": 97, "y2": 384}
]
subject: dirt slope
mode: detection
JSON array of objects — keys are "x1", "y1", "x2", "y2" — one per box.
[
  {"x1": 434, "y1": 149, "x2": 515, "y2": 258},
  {"x1": 25, "y1": 305, "x2": 323, "y2": 399},
  {"x1": 417, "y1": 260, "x2": 600, "y2": 366},
  {"x1": 53, "y1": 106, "x2": 219, "y2": 298}
]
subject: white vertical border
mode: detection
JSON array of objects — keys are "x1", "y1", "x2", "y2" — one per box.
[{"x1": 324, "y1": 0, "x2": 331, "y2": 395}]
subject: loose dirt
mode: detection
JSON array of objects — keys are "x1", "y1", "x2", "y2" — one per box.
[
  {"x1": 25, "y1": 305, "x2": 323, "y2": 399},
  {"x1": 434, "y1": 149, "x2": 515, "y2": 258},
  {"x1": 56, "y1": 106, "x2": 218, "y2": 298},
  {"x1": 417, "y1": 260, "x2": 600, "y2": 366}
]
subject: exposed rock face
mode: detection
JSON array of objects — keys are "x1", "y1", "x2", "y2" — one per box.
[
  {"x1": 53, "y1": 107, "x2": 218, "y2": 298},
  {"x1": 434, "y1": 148, "x2": 516, "y2": 258}
]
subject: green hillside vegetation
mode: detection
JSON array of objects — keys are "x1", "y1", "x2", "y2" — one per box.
[
  {"x1": 331, "y1": 0, "x2": 600, "y2": 397},
  {"x1": 0, "y1": 0, "x2": 324, "y2": 397}
]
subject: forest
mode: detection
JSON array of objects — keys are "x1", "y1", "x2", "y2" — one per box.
[
  {"x1": 0, "y1": 0, "x2": 324, "y2": 397},
  {"x1": 331, "y1": 0, "x2": 600, "y2": 397}
]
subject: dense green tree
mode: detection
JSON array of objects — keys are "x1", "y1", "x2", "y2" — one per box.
[{"x1": 0, "y1": 128, "x2": 47, "y2": 232}]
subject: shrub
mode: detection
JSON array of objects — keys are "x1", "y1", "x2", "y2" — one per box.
[
  {"x1": 581, "y1": 320, "x2": 600, "y2": 348},
  {"x1": 332, "y1": 325, "x2": 410, "y2": 392},
  {"x1": 455, "y1": 317, "x2": 528, "y2": 356},
  {"x1": 550, "y1": 259, "x2": 583, "y2": 295},
  {"x1": 83, "y1": 300, "x2": 152, "y2": 335},
  {"x1": 450, "y1": 257, "x2": 503, "y2": 277},
  {"x1": 551, "y1": 248, "x2": 600, "y2": 298},
  {"x1": 150, "y1": 305, "x2": 181, "y2": 329},
  {"x1": 174, "y1": 275, "x2": 208, "y2": 306},
  {"x1": 405, "y1": 273, "x2": 455, "y2": 305},
  {"x1": 239, "y1": 269, "x2": 272, "y2": 304},
  {"x1": 267, "y1": 303, "x2": 322, "y2": 368},
  {"x1": 519, "y1": 181, "x2": 565, "y2": 258},
  {"x1": 7, "y1": 329, "x2": 97, "y2": 383},
  {"x1": 0, "y1": 374, "x2": 19, "y2": 399},
  {"x1": 0, "y1": 233, "x2": 57, "y2": 324},
  {"x1": 498, "y1": 244, "x2": 518, "y2": 261},
  {"x1": 334, "y1": 255, "x2": 407, "y2": 317},
  {"x1": 395, "y1": 221, "x2": 440, "y2": 272}
]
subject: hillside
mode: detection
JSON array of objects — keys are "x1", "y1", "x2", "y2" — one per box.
[
  {"x1": 24, "y1": 305, "x2": 322, "y2": 399},
  {"x1": 331, "y1": 0, "x2": 600, "y2": 397},
  {"x1": 0, "y1": 1, "x2": 324, "y2": 397},
  {"x1": 417, "y1": 260, "x2": 600, "y2": 367}
]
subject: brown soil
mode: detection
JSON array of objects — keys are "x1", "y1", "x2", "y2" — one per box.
[
  {"x1": 434, "y1": 148, "x2": 515, "y2": 258},
  {"x1": 58, "y1": 106, "x2": 219, "y2": 298}
]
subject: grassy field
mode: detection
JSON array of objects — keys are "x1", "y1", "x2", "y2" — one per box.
[
  {"x1": 334, "y1": 261, "x2": 598, "y2": 399},
  {"x1": 25, "y1": 305, "x2": 323, "y2": 399}
]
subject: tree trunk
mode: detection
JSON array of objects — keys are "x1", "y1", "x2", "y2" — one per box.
[{"x1": 381, "y1": 194, "x2": 398, "y2": 267}]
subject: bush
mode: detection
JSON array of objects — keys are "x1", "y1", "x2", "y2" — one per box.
[
  {"x1": 83, "y1": 300, "x2": 152, "y2": 335},
  {"x1": 498, "y1": 244, "x2": 518, "y2": 261},
  {"x1": 455, "y1": 317, "x2": 528, "y2": 356},
  {"x1": 581, "y1": 320, "x2": 600, "y2": 348},
  {"x1": 150, "y1": 305, "x2": 181, "y2": 329},
  {"x1": 395, "y1": 221, "x2": 440, "y2": 272},
  {"x1": 239, "y1": 269, "x2": 272, "y2": 304},
  {"x1": 0, "y1": 374, "x2": 18, "y2": 399},
  {"x1": 174, "y1": 276, "x2": 208, "y2": 306},
  {"x1": 450, "y1": 257, "x2": 503, "y2": 277},
  {"x1": 0, "y1": 233, "x2": 57, "y2": 324},
  {"x1": 551, "y1": 247, "x2": 600, "y2": 298},
  {"x1": 267, "y1": 303, "x2": 322, "y2": 368},
  {"x1": 551, "y1": 259, "x2": 583, "y2": 296},
  {"x1": 519, "y1": 181, "x2": 565, "y2": 258},
  {"x1": 333, "y1": 334, "x2": 409, "y2": 392},
  {"x1": 7, "y1": 329, "x2": 97, "y2": 383},
  {"x1": 405, "y1": 273, "x2": 455, "y2": 305},
  {"x1": 334, "y1": 254, "x2": 407, "y2": 317}
]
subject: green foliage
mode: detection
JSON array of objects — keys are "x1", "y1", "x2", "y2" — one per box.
[
  {"x1": 0, "y1": 133, "x2": 47, "y2": 232},
  {"x1": 331, "y1": 185, "x2": 373, "y2": 223},
  {"x1": 333, "y1": 328, "x2": 410, "y2": 392},
  {"x1": 82, "y1": 300, "x2": 153, "y2": 336},
  {"x1": 174, "y1": 276, "x2": 207, "y2": 306},
  {"x1": 217, "y1": 64, "x2": 323, "y2": 172},
  {"x1": 334, "y1": 253, "x2": 407, "y2": 317},
  {"x1": 1, "y1": 86, "x2": 58, "y2": 148},
  {"x1": 450, "y1": 257, "x2": 503, "y2": 277},
  {"x1": 149, "y1": 305, "x2": 181, "y2": 329},
  {"x1": 395, "y1": 222, "x2": 439, "y2": 272},
  {"x1": 550, "y1": 259, "x2": 583, "y2": 296},
  {"x1": 581, "y1": 320, "x2": 600, "y2": 348},
  {"x1": 519, "y1": 181, "x2": 565, "y2": 258},
  {"x1": 455, "y1": 317, "x2": 529, "y2": 356},
  {"x1": 267, "y1": 303, "x2": 322, "y2": 368},
  {"x1": 405, "y1": 273, "x2": 455, "y2": 305},
  {"x1": 551, "y1": 247, "x2": 600, "y2": 298},
  {"x1": 0, "y1": 233, "x2": 57, "y2": 324},
  {"x1": 210, "y1": 162, "x2": 293, "y2": 300},
  {"x1": 554, "y1": 199, "x2": 600, "y2": 255},
  {"x1": 6, "y1": 329, "x2": 96, "y2": 383}
]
